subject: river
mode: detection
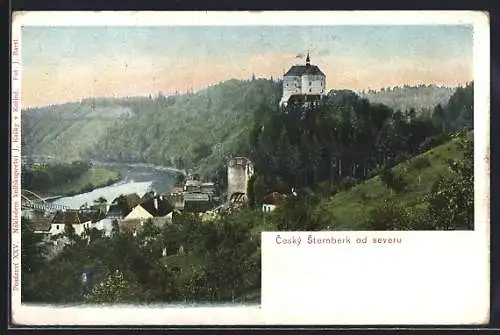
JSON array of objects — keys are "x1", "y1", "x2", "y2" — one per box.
[{"x1": 51, "y1": 163, "x2": 182, "y2": 209}]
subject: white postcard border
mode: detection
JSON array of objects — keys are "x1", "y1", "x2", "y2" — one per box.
[
  {"x1": 10, "y1": 10, "x2": 490, "y2": 326},
  {"x1": 11, "y1": 12, "x2": 22, "y2": 321}
]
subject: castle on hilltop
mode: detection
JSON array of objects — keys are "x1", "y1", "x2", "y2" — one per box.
[{"x1": 279, "y1": 52, "x2": 326, "y2": 108}]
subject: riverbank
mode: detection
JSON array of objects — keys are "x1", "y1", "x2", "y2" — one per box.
[{"x1": 42, "y1": 166, "x2": 121, "y2": 198}]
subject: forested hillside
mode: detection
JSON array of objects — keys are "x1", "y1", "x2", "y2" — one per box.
[
  {"x1": 21, "y1": 98, "x2": 135, "y2": 161},
  {"x1": 244, "y1": 82, "x2": 473, "y2": 196},
  {"x1": 90, "y1": 79, "x2": 282, "y2": 178},
  {"x1": 22, "y1": 81, "x2": 464, "y2": 180},
  {"x1": 359, "y1": 84, "x2": 456, "y2": 115}
]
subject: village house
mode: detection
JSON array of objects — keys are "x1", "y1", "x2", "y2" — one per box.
[
  {"x1": 105, "y1": 205, "x2": 124, "y2": 221},
  {"x1": 184, "y1": 179, "x2": 202, "y2": 192},
  {"x1": 120, "y1": 195, "x2": 174, "y2": 234},
  {"x1": 168, "y1": 192, "x2": 185, "y2": 211},
  {"x1": 262, "y1": 192, "x2": 287, "y2": 213},
  {"x1": 123, "y1": 195, "x2": 173, "y2": 221},
  {"x1": 183, "y1": 191, "x2": 213, "y2": 213},
  {"x1": 200, "y1": 182, "x2": 215, "y2": 195},
  {"x1": 90, "y1": 211, "x2": 108, "y2": 232},
  {"x1": 105, "y1": 193, "x2": 142, "y2": 221},
  {"x1": 31, "y1": 215, "x2": 53, "y2": 236},
  {"x1": 49, "y1": 210, "x2": 94, "y2": 236},
  {"x1": 170, "y1": 185, "x2": 184, "y2": 195}
]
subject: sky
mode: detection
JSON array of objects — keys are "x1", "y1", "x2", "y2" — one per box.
[{"x1": 21, "y1": 25, "x2": 473, "y2": 108}]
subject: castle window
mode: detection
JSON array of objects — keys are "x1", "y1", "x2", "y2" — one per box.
[
  {"x1": 309, "y1": 88, "x2": 312, "y2": 93},
  {"x1": 56, "y1": 225, "x2": 59, "y2": 230},
  {"x1": 309, "y1": 81, "x2": 312, "y2": 86}
]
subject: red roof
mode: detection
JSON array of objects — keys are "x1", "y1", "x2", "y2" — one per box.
[{"x1": 263, "y1": 192, "x2": 286, "y2": 205}]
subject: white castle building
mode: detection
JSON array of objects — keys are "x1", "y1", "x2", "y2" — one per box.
[{"x1": 279, "y1": 52, "x2": 326, "y2": 107}]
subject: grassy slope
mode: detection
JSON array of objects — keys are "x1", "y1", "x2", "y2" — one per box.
[
  {"x1": 44, "y1": 166, "x2": 120, "y2": 196},
  {"x1": 312, "y1": 138, "x2": 462, "y2": 230}
]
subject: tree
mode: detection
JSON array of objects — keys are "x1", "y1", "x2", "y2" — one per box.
[
  {"x1": 95, "y1": 196, "x2": 107, "y2": 204},
  {"x1": 379, "y1": 167, "x2": 407, "y2": 194},
  {"x1": 21, "y1": 217, "x2": 47, "y2": 275},
  {"x1": 366, "y1": 200, "x2": 410, "y2": 230},
  {"x1": 83, "y1": 270, "x2": 145, "y2": 303},
  {"x1": 94, "y1": 196, "x2": 108, "y2": 213},
  {"x1": 111, "y1": 219, "x2": 120, "y2": 236},
  {"x1": 251, "y1": 174, "x2": 266, "y2": 208},
  {"x1": 432, "y1": 103, "x2": 446, "y2": 133},
  {"x1": 410, "y1": 156, "x2": 431, "y2": 186},
  {"x1": 426, "y1": 134, "x2": 473, "y2": 230},
  {"x1": 175, "y1": 173, "x2": 186, "y2": 186},
  {"x1": 64, "y1": 222, "x2": 77, "y2": 241},
  {"x1": 114, "y1": 194, "x2": 133, "y2": 216}
]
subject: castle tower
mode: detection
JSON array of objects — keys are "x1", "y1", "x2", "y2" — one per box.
[
  {"x1": 279, "y1": 52, "x2": 326, "y2": 108},
  {"x1": 227, "y1": 157, "x2": 254, "y2": 201}
]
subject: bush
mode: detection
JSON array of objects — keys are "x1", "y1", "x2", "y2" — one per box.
[
  {"x1": 366, "y1": 200, "x2": 410, "y2": 230},
  {"x1": 360, "y1": 191, "x2": 370, "y2": 201},
  {"x1": 340, "y1": 176, "x2": 357, "y2": 191},
  {"x1": 410, "y1": 156, "x2": 431, "y2": 171},
  {"x1": 395, "y1": 153, "x2": 410, "y2": 164},
  {"x1": 418, "y1": 133, "x2": 451, "y2": 153},
  {"x1": 406, "y1": 205, "x2": 436, "y2": 230},
  {"x1": 379, "y1": 168, "x2": 407, "y2": 193}
]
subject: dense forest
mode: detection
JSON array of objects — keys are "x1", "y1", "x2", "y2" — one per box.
[
  {"x1": 359, "y1": 84, "x2": 456, "y2": 115},
  {"x1": 22, "y1": 80, "x2": 474, "y2": 304},
  {"x1": 22, "y1": 210, "x2": 261, "y2": 304},
  {"x1": 22, "y1": 80, "x2": 461, "y2": 178},
  {"x1": 245, "y1": 83, "x2": 473, "y2": 193}
]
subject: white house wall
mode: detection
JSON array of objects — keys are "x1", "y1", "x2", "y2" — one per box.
[
  {"x1": 301, "y1": 75, "x2": 325, "y2": 95},
  {"x1": 281, "y1": 74, "x2": 325, "y2": 106},
  {"x1": 49, "y1": 220, "x2": 93, "y2": 236},
  {"x1": 283, "y1": 75, "x2": 302, "y2": 94},
  {"x1": 49, "y1": 223, "x2": 64, "y2": 235},
  {"x1": 262, "y1": 204, "x2": 277, "y2": 213}
]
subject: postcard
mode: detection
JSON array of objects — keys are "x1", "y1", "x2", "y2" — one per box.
[{"x1": 10, "y1": 10, "x2": 490, "y2": 326}]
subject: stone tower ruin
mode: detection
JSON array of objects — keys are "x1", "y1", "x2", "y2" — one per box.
[{"x1": 227, "y1": 157, "x2": 254, "y2": 201}]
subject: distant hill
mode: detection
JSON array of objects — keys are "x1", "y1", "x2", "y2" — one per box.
[
  {"x1": 359, "y1": 84, "x2": 457, "y2": 114},
  {"x1": 22, "y1": 80, "x2": 469, "y2": 180},
  {"x1": 90, "y1": 79, "x2": 283, "y2": 178},
  {"x1": 21, "y1": 98, "x2": 135, "y2": 161},
  {"x1": 21, "y1": 79, "x2": 282, "y2": 174}
]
